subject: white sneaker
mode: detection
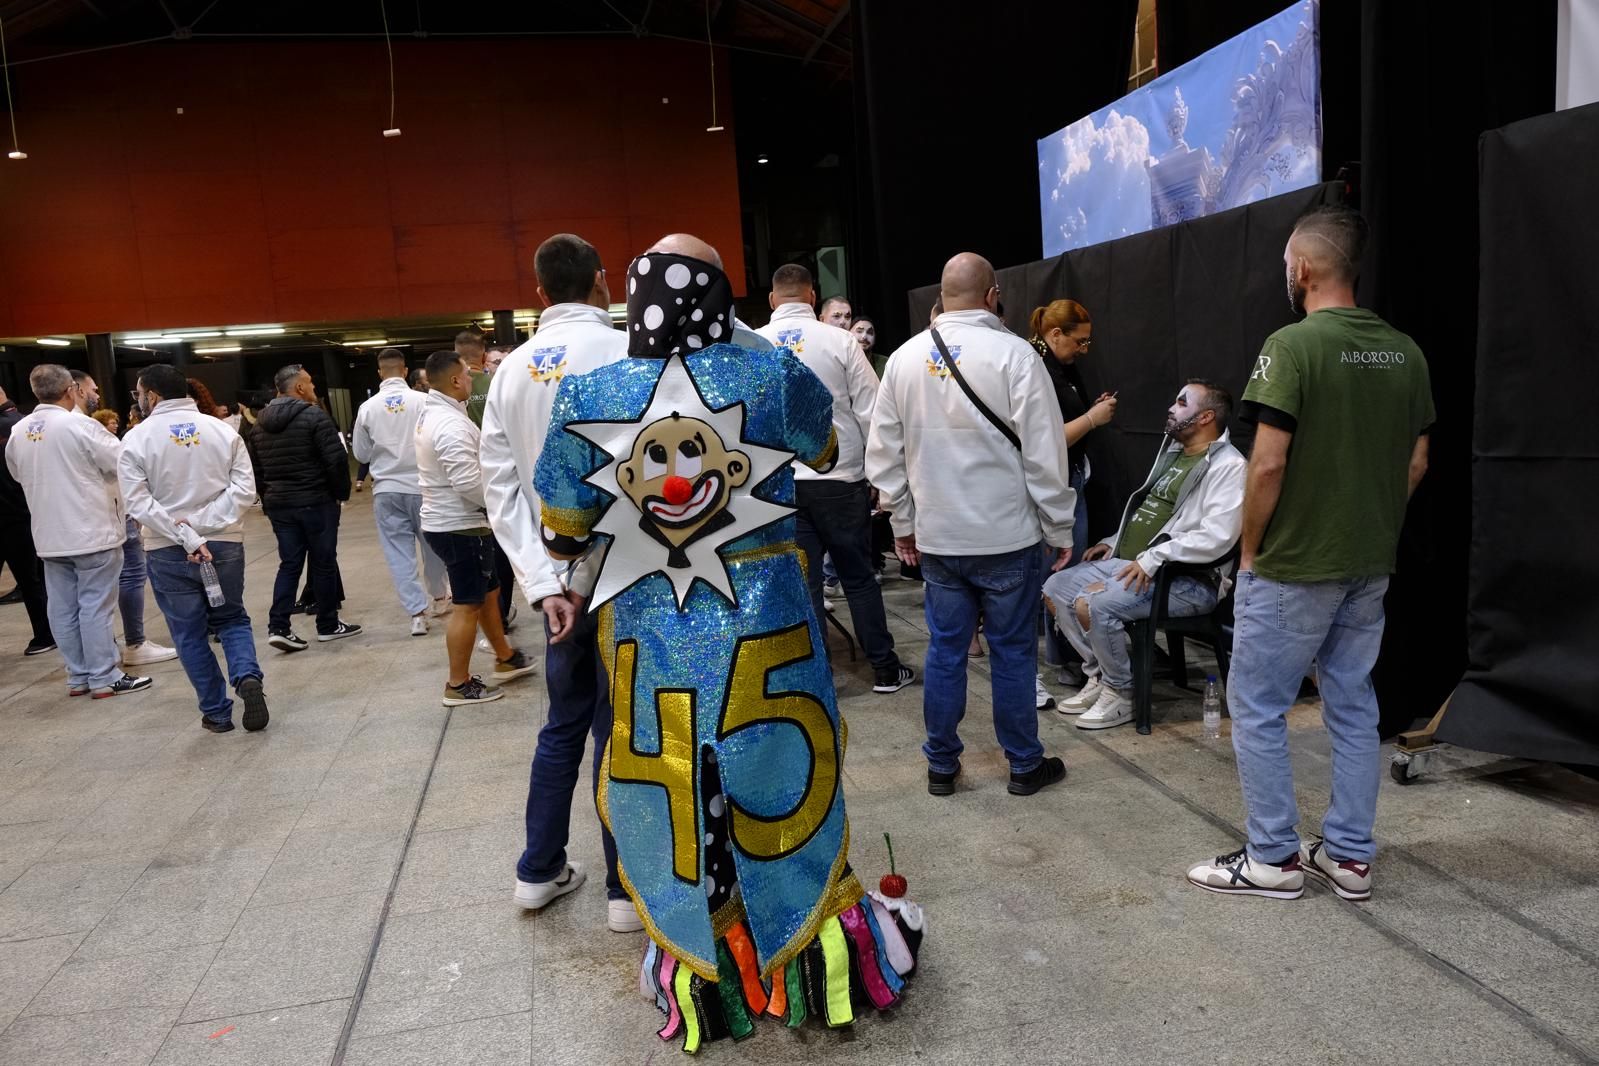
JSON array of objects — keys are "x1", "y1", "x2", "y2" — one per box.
[
  {"x1": 823, "y1": 580, "x2": 843, "y2": 601},
  {"x1": 478, "y1": 636, "x2": 494, "y2": 653},
  {"x1": 1076, "y1": 685, "x2": 1133, "y2": 730},
  {"x1": 1187, "y1": 846, "x2": 1304, "y2": 899},
  {"x1": 122, "y1": 639, "x2": 178, "y2": 667},
  {"x1": 1058, "y1": 675, "x2": 1103, "y2": 714},
  {"x1": 608, "y1": 898, "x2": 644, "y2": 933},
  {"x1": 514, "y1": 862, "x2": 586, "y2": 909},
  {"x1": 1034, "y1": 674, "x2": 1055, "y2": 711},
  {"x1": 410, "y1": 614, "x2": 429, "y2": 636},
  {"x1": 1300, "y1": 838, "x2": 1373, "y2": 901},
  {"x1": 430, "y1": 596, "x2": 453, "y2": 617}
]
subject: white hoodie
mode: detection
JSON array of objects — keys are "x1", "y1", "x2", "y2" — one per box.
[
  {"x1": 866, "y1": 309, "x2": 1075, "y2": 557},
  {"x1": 756, "y1": 302, "x2": 878, "y2": 483},
  {"x1": 351, "y1": 377, "x2": 424, "y2": 495},
  {"x1": 481, "y1": 302, "x2": 628, "y2": 605},
  {"x1": 4, "y1": 404, "x2": 123, "y2": 558},
  {"x1": 415, "y1": 389, "x2": 487, "y2": 534},
  {"x1": 119, "y1": 398, "x2": 256, "y2": 553}
]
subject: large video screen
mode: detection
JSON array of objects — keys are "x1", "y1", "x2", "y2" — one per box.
[{"x1": 1038, "y1": 0, "x2": 1322, "y2": 257}]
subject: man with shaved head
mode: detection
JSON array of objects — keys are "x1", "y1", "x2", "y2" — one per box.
[
  {"x1": 647, "y1": 233, "x2": 772, "y2": 350},
  {"x1": 1186, "y1": 204, "x2": 1434, "y2": 904},
  {"x1": 820, "y1": 296, "x2": 852, "y2": 330},
  {"x1": 866, "y1": 252, "x2": 1076, "y2": 798}
]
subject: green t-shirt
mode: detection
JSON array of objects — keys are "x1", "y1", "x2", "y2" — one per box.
[
  {"x1": 466, "y1": 368, "x2": 492, "y2": 428},
  {"x1": 1241, "y1": 307, "x2": 1435, "y2": 583},
  {"x1": 1116, "y1": 451, "x2": 1204, "y2": 561}
]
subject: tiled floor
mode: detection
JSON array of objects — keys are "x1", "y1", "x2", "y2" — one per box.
[{"x1": 1, "y1": 495, "x2": 1595, "y2": 1065}]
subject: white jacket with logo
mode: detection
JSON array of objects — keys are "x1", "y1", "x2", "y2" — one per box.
[
  {"x1": 351, "y1": 377, "x2": 425, "y2": 495},
  {"x1": 866, "y1": 309, "x2": 1075, "y2": 557},
  {"x1": 481, "y1": 302, "x2": 629, "y2": 605},
  {"x1": 415, "y1": 390, "x2": 488, "y2": 534},
  {"x1": 119, "y1": 398, "x2": 256, "y2": 553},
  {"x1": 4, "y1": 404, "x2": 124, "y2": 558},
  {"x1": 756, "y1": 302, "x2": 878, "y2": 483}
]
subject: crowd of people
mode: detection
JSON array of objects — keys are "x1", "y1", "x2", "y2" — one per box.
[{"x1": 0, "y1": 203, "x2": 1433, "y2": 1048}]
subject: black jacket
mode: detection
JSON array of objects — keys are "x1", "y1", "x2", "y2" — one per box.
[
  {"x1": 248, "y1": 397, "x2": 351, "y2": 511},
  {"x1": 0, "y1": 401, "x2": 29, "y2": 518}
]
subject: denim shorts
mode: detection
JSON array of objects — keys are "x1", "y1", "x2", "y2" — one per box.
[{"x1": 422, "y1": 530, "x2": 499, "y2": 605}]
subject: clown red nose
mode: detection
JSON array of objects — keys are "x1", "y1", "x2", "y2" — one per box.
[{"x1": 662, "y1": 475, "x2": 694, "y2": 506}]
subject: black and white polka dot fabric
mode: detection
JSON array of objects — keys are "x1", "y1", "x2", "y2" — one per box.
[{"x1": 625, "y1": 252, "x2": 736, "y2": 358}]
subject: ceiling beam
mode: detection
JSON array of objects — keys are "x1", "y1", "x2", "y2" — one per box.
[
  {"x1": 802, "y1": 0, "x2": 847, "y2": 66},
  {"x1": 740, "y1": 0, "x2": 847, "y2": 57}
]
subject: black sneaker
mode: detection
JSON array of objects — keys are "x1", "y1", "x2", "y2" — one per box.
[
  {"x1": 1008, "y1": 755, "x2": 1067, "y2": 796},
  {"x1": 492, "y1": 649, "x2": 537, "y2": 684},
  {"x1": 24, "y1": 638, "x2": 57, "y2": 656},
  {"x1": 268, "y1": 630, "x2": 308, "y2": 653},
  {"x1": 0, "y1": 586, "x2": 21, "y2": 605},
  {"x1": 201, "y1": 717, "x2": 236, "y2": 733},
  {"x1": 92, "y1": 673, "x2": 153, "y2": 699},
  {"x1": 872, "y1": 664, "x2": 917, "y2": 694},
  {"x1": 443, "y1": 676, "x2": 505, "y2": 707},
  {"x1": 237, "y1": 676, "x2": 270, "y2": 732},
  {"x1": 317, "y1": 621, "x2": 362, "y2": 642},
  {"x1": 927, "y1": 762, "x2": 961, "y2": 796}
]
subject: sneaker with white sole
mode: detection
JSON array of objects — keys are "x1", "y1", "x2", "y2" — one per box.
[
  {"x1": 122, "y1": 640, "x2": 178, "y2": 667},
  {"x1": 1186, "y1": 846, "x2": 1304, "y2": 899},
  {"x1": 410, "y1": 614, "x2": 429, "y2": 637},
  {"x1": 515, "y1": 862, "x2": 585, "y2": 909},
  {"x1": 477, "y1": 636, "x2": 494, "y2": 653},
  {"x1": 430, "y1": 596, "x2": 453, "y2": 617},
  {"x1": 443, "y1": 676, "x2": 504, "y2": 706},
  {"x1": 1058, "y1": 675, "x2": 1103, "y2": 715},
  {"x1": 823, "y1": 579, "x2": 843, "y2": 601},
  {"x1": 92, "y1": 673, "x2": 152, "y2": 699},
  {"x1": 1034, "y1": 674, "x2": 1055, "y2": 711},
  {"x1": 872, "y1": 664, "x2": 916, "y2": 694},
  {"x1": 1075, "y1": 685, "x2": 1133, "y2": 730},
  {"x1": 493, "y1": 650, "x2": 537, "y2": 684},
  {"x1": 608, "y1": 898, "x2": 644, "y2": 933},
  {"x1": 317, "y1": 621, "x2": 362, "y2": 642},
  {"x1": 1300, "y1": 838, "x2": 1373, "y2": 901},
  {"x1": 268, "y1": 629, "x2": 308, "y2": 653}
]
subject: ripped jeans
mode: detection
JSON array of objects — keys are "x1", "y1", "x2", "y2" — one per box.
[{"x1": 1041, "y1": 558, "x2": 1216, "y2": 691}]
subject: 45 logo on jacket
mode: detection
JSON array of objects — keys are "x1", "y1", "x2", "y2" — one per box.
[
  {"x1": 775, "y1": 328, "x2": 805, "y2": 354},
  {"x1": 169, "y1": 422, "x2": 200, "y2": 448},
  {"x1": 528, "y1": 345, "x2": 568, "y2": 384},
  {"x1": 22, "y1": 418, "x2": 44, "y2": 441},
  {"x1": 926, "y1": 343, "x2": 961, "y2": 379},
  {"x1": 382, "y1": 395, "x2": 407, "y2": 414}
]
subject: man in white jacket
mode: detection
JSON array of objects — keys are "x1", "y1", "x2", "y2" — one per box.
[
  {"x1": 4, "y1": 364, "x2": 151, "y2": 698},
  {"x1": 1044, "y1": 381, "x2": 1245, "y2": 730},
  {"x1": 757, "y1": 262, "x2": 914, "y2": 694},
  {"x1": 120, "y1": 364, "x2": 269, "y2": 733},
  {"x1": 416, "y1": 350, "x2": 536, "y2": 707},
  {"x1": 352, "y1": 348, "x2": 448, "y2": 635},
  {"x1": 865, "y1": 253, "x2": 1075, "y2": 798},
  {"x1": 480, "y1": 232, "x2": 639, "y2": 932}
]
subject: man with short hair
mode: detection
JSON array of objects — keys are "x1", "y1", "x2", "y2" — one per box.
[
  {"x1": 1044, "y1": 380, "x2": 1244, "y2": 731},
  {"x1": 120, "y1": 364, "x2": 268, "y2": 733},
  {"x1": 5, "y1": 364, "x2": 151, "y2": 697},
  {"x1": 758, "y1": 262, "x2": 914, "y2": 694},
  {"x1": 457, "y1": 328, "x2": 518, "y2": 630},
  {"x1": 249, "y1": 364, "x2": 361, "y2": 650},
  {"x1": 410, "y1": 368, "x2": 429, "y2": 393},
  {"x1": 484, "y1": 345, "x2": 511, "y2": 375},
  {"x1": 353, "y1": 348, "x2": 448, "y2": 634},
  {"x1": 820, "y1": 296, "x2": 853, "y2": 329},
  {"x1": 1186, "y1": 205, "x2": 1434, "y2": 903},
  {"x1": 417, "y1": 350, "x2": 536, "y2": 706},
  {"x1": 0, "y1": 384, "x2": 55, "y2": 656},
  {"x1": 481, "y1": 232, "x2": 637, "y2": 930},
  {"x1": 866, "y1": 253, "x2": 1075, "y2": 797}
]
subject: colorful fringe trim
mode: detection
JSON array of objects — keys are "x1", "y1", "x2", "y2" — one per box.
[{"x1": 639, "y1": 892, "x2": 926, "y2": 1054}]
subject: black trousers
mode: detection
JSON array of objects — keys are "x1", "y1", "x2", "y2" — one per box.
[{"x1": 0, "y1": 517, "x2": 53, "y2": 644}]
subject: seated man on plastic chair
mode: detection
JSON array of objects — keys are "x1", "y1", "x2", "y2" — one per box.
[{"x1": 1042, "y1": 380, "x2": 1245, "y2": 730}]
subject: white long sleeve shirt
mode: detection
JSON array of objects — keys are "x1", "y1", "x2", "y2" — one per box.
[
  {"x1": 4, "y1": 404, "x2": 124, "y2": 558},
  {"x1": 351, "y1": 377, "x2": 425, "y2": 495},
  {"x1": 481, "y1": 302, "x2": 629, "y2": 605},
  {"x1": 118, "y1": 398, "x2": 256, "y2": 553},
  {"x1": 756, "y1": 302, "x2": 878, "y2": 483},
  {"x1": 415, "y1": 390, "x2": 488, "y2": 533},
  {"x1": 865, "y1": 309, "x2": 1076, "y2": 557}
]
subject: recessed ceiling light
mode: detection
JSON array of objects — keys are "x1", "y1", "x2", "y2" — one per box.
[
  {"x1": 224, "y1": 326, "x2": 286, "y2": 337},
  {"x1": 36, "y1": 337, "x2": 70, "y2": 347},
  {"x1": 755, "y1": 154, "x2": 769, "y2": 164},
  {"x1": 341, "y1": 339, "x2": 392, "y2": 347},
  {"x1": 163, "y1": 331, "x2": 222, "y2": 339},
  {"x1": 194, "y1": 345, "x2": 242, "y2": 354}
]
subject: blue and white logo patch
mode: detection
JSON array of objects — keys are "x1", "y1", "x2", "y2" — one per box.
[
  {"x1": 529, "y1": 345, "x2": 569, "y2": 384},
  {"x1": 775, "y1": 328, "x2": 805, "y2": 354},
  {"x1": 383, "y1": 394, "x2": 407, "y2": 414},
  {"x1": 926, "y1": 343, "x2": 961, "y2": 378},
  {"x1": 169, "y1": 422, "x2": 200, "y2": 448}
]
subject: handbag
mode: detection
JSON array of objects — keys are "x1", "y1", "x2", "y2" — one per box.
[{"x1": 930, "y1": 327, "x2": 1022, "y2": 451}]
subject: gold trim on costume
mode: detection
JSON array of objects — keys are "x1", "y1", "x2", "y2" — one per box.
[
  {"x1": 802, "y1": 428, "x2": 839, "y2": 472},
  {"x1": 539, "y1": 503, "x2": 599, "y2": 538}
]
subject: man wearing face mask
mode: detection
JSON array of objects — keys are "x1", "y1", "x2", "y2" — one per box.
[
  {"x1": 1186, "y1": 204, "x2": 1433, "y2": 904},
  {"x1": 1042, "y1": 380, "x2": 1244, "y2": 730}
]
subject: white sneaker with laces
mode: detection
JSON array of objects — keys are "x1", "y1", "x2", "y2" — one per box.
[
  {"x1": 1300, "y1": 838, "x2": 1373, "y2": 901},
  {"x1": 410, "y1": 614, "x2": 429, "y2": 637},
  {"x1": 122, "y1": 639, "x2": 178, "y2": 666},
  {"x1": 515, "y1": 862, "x2": 586, "y2": 909},
  {"x1": 1034, "y1": 674, "x2": 1055, "y2": 711},
  {"x1": 430, "y1": 596, "x2": 453, "y2": 617},
  {"x1": 607, "y1": 898, "x2": 644, "y2": 933},
  {"x1": 1076, "y1": 685, "x2": 1133, "y2": 730},
  {"x1": 1186, "y1": 846, "x2": 1304, "y2": 899},
  {"x1": 1058, "y1": 675, "x2": 1103, "y2": 715}
]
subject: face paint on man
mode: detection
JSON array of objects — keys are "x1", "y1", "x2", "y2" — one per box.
[
  {"x1": 1164, "y1": 387, "x2": 1211, "y2": 440},
  {"x1": 618, "y1": 412, "x2": 749, "y2": 567}
]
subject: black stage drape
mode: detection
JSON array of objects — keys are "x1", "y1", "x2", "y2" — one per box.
[{"x1": 1437, "y1": 102, "x2": 1599, "y2": 766}]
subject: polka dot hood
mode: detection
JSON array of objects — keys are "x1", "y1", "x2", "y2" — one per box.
[{"x1": 625, "y1": 251, "x2": 736, "y2": 357}]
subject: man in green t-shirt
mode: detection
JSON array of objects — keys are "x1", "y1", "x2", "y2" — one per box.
[
  {"x1": 456, "y1": 328, "x2": 517, "y2": 630},
  {"x1": 1187, "y1": 205, "x2": 1433, "y2": 905}
]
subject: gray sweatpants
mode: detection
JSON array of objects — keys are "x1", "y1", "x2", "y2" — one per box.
[{"x1": 373, "y1": 491, "x2": 447, "y2": 616}]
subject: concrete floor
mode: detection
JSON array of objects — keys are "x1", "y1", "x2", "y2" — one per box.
[{"x1": 1, "y1": 493, "x2": 1596, "y2": 1066}]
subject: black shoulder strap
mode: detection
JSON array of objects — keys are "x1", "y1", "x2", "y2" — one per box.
[{"x1": 931, "y1": 327, "x2": 1022, "y2": 451}]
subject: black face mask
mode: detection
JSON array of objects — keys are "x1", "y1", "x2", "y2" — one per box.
[{"x1": 625, "y1": 252, "x2": 736, "y2": 357}]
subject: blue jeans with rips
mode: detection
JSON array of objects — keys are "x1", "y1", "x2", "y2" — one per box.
[
  {"x1": 921, "y1": 544, "x2": 1045, "y2": 775},
  {"x1": 1043, "y1": 558, "x2": 1218, "y2": 691},
  {"x1": 1227, "y1": 572, "x2": 1389, "y2": 865},
  {"x1": 146, "y1": 542, "x2": 262, "y2": 725}
]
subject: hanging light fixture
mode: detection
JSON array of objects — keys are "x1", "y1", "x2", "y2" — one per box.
[
  {"x1": 379, "y1": 0, "x2": 401, "y2": 137},
  {"x1": 1, "y1": 11, "x2": 24, "y2": 159},
  {"x1": 704, "y1": 0, "x2": 723, "y2": 132}
]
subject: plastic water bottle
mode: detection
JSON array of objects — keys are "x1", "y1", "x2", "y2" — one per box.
[
  {"x1": 200, "y1": 560, "x2": 226, "y2": 607},
  {"x1": 1202, "y1": 675, "x2": 1222, "y2": 740}
]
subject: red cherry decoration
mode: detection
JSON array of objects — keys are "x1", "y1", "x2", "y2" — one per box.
[
  {"x1": 662, "y1": 475, "x2": 693, "y2": 505},
  {"x1": 879, "y1": 832, "x2": 907, "y2": 898}
]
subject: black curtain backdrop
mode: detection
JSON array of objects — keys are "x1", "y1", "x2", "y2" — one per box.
[
  {"x1": 851, "y1": 0, "x2": 1137, "y2": 349},
  {"x1": 1439, "y1": 102, "x2": 1599, "y2": 766}
]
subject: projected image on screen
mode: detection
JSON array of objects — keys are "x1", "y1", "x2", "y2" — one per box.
[{"x1": 1038, "y1": 0, "x2": 1321, "y2": 257}]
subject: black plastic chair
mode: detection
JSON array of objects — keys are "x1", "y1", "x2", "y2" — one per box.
[{"x1": 1126, "y1": 542, "x2": 1239, "y2": 735}]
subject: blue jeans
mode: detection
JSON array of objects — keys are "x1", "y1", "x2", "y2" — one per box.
[
  {"x1": 794, "y1": 479, "x2": 901, "y2": 677},
  {"x1": 42, "y1": 547, "x2": 123, "y2": 689},
  {"x1": 921, "y1": 544, "x2": 1045, "y2": 775},
  {"x1": 1043, "y1": 558, "x2": 1218, "y2": 691},
  {"x1": 372, "y1": 492, "x2": 446, "y2": 616},
  {"x1": 119, "y1": 517, "x2": 147, "y2": 646},
  {"x1": 268, "y1": 502, "x2": 342, "y2": 634},
  {"x1": 147, "y1": 543, "x2": 262, "y2": 724},
  {"x1": 517, "y1": 606, "x2": 623, "y2": 899},
  {"x1": 1228, "y1": 572, "x2": 1389, "y2": 865},
  {"x1": 1042, "y1": 467, "x2": 1089, "y2": 666}
]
